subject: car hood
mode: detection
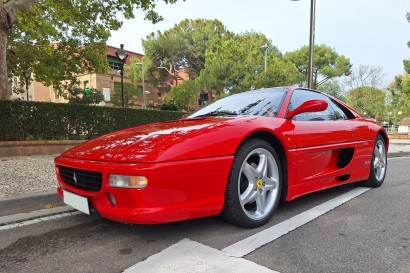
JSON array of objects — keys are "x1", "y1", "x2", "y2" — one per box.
[{"x1": 60, "y1": 117, "x2": 245, "y2": 163}]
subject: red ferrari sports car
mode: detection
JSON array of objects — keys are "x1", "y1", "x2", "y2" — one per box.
[{"x1": 55, "y1": 87, "x2": 388, "y2": 228}]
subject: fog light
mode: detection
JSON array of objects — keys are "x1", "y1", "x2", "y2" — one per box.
[
  {"x1": 108, "y1": 192, "x2": 116, "y2": 206},
  {"x1": 109, "y1": 175, "x2": 148, "y2": 189}
]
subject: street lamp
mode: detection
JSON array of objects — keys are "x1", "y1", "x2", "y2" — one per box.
[
  {"x1": 115, "y1": 44, "x2": 128, "y2": 108},
  {"x1": 291, "y1": 0, "x2": 316, "y2": 89},
  {"x1": 136, "y1": 61, "x2": 146, "y2": 109},
  {"x1": 260, "y1": 43, "x2": 268, "y2": 74},
  {"x1": 23, "y1": 69, "x2": 31, "y2": 101}
]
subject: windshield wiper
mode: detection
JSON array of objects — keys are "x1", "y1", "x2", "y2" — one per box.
[{"x1": 195, "y1": 110, "x2": 238, "y2": 118}]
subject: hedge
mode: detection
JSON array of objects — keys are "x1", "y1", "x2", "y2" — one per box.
[{"x1": 0, "y1": 101, "x2": 186, "y2": 141}]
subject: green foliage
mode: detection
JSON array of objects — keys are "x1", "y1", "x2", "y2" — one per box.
[
  {"x1": 198, "y1": 32, "x2": 299, "y2": 95},
  {"x1": 285, "y1": 44, "x2": 352, "y2": 89},
  {"x1": 346, "y1": 87, "x2": 386, "y2": 119},
  {"x1": 317, "y1": 79, "x2": 346, "y2": 101},
  {"x1": 1, "y1": 0, "x2": 181, "y2": 99},
  {"x1": 111, "y1": 82, "x2": 143, "y2": 107},
  {"x1": 67, "y1": 87, "x2": 104, "y2": 105},
  {"x1": 0, "y1": 100, "x2": 185, "y2": 141},
  {"x1": 134, "y1": 18, "x2": 232, "y2": 97},
  {"x1": 142, "y1": 18, "x2": 231, "y2": 79},
  {"x1": 160, "y1": 102, "x2": 179, "y2": 111},
  {"x1": 387, "y1": 74, "x2": 410, "y2": 123},
  {"x1": 166, "y1": 80, "x2": 200, "y2": 111}
]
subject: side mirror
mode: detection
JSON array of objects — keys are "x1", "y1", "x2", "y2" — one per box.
[
  {"x1": 181, "y1": 114, "x2": 190, "y2": 119},
  {"x1": 287, "y1": 99, "x2": 328, "y2": 120}
]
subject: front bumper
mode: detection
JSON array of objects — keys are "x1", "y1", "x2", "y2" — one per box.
[{"x1": 55, "y1": 155, "x2": 233, "y2": 224}]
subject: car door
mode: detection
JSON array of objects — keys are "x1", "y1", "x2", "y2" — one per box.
[{"x1": 288, "y1": 89, "x2": 355, "y2": 185}]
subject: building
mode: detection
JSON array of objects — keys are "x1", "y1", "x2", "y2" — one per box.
[{"x1": 11, "y1": 45, "x2": 163, "y2": 109}]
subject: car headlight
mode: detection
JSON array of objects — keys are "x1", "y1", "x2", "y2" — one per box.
[{"x1": 109, "y1": 174, "x2": 148, "y2": 189}]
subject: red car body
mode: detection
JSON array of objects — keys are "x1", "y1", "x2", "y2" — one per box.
[{"x1": 55, "y1": 87, "x2": 388, "y2": 225}]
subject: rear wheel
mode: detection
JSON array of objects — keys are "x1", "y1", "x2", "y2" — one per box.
[
  {"x1": 221, "y1": 139, "x2": 282, "y2": 228},
  {"x1": 355, "y1": 135, "x2": 387, "y2": 187}
]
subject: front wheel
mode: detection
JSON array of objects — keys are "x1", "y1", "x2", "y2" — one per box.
[
  {"x1": 221, "y1": 139, "x2": 282, "y2": 228},
  {"x1": 355, "y1": 135, "x2": 387, "y2": 188}
]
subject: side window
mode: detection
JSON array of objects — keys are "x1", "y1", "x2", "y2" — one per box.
[
  {"x1": 328, "y1": 98, "x2": 355, "y2": 119},
  {"x1": 327, "y1": 98, "x2": 347, "y2": 120},
  {"x1": 289, "y1": 89, "x2": 334, "y2": 121}
]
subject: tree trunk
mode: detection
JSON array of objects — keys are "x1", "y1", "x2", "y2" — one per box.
[
  {"x1": 0, "y1": 27, "x2": 10, "y2": 100},
  {"x1": 0, "y1": 1, "x2": 11, "y2": 100},
  {"x1": 0, "y1": 0, "x2": 38, "y2": 100}
]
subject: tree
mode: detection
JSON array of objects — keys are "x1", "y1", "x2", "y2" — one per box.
[
  {"x1": 140, "y1": 18, "x2": 232, "y2": 91},
  {"x1": 284, "y1": 44, "x2": 352, "y2": 89},
  {"x1": 143, "y1": 18, "x2": 232, "y2": 77},
  {"x1": 317, "y1": 78, "x2": 346, "y2": 101},
  {"x1": 344, "y1": 64, "x2": 385, "y2": 90},
  {"x1": 198, "y1": 32, "x2": 299, "y2": 96},
  {"x1": 346, "y1": 87, "x2": 386, "y2": 120},
  {"x1": 387, "y1": 74, "x2": 410, "y2": 125},
  {"x1": 0, "y1": 0, "x2": 180, "y2": 100},
  {"x1": 403, "y1": 12, "x2": 410, "y2": 73},
  {"x1": 165, "y1": 79, "x2": 200, "y2": 111}
]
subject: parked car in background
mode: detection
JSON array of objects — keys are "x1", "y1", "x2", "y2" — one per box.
[{"x1": 55, "y1": 87, "x2": 388, "y2": 228}]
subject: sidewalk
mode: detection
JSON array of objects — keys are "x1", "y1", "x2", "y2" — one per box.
[
  {"x1": 387, "y1": 138, "x2": 410, "y2": 155},
  {"x1": 1, "y1": 141, "x2": 410, "y2": 227}
]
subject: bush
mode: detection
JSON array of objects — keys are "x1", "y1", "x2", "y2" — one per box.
[
  {"x1": 160, "y1": 102, "x2": 179, "y2": 111},
  {"x1": 0, "y1": 101, "x2": 186, "y2": 141}
]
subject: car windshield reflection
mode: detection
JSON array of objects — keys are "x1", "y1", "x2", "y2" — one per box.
[{"x1": 189, "y1": 87, "x2": 288, "y2": 118}]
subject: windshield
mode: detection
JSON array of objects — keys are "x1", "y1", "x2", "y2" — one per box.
[{"x1": 189, "y1": 88, "x2": 288, "y2": 118}]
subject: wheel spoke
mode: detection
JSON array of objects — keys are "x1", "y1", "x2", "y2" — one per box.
[
  {"x1": 256, "y1": 154, "x2": 268, "y2": 178},
  {"x1": 380, "y1": 159, "x2": 386, "y2": 168},
  {"x1": 264, "y1": 177, "x2": 278, "y2": 191},
  {"x1": 255, "y1": 193, "x2": 266, "y2": 215},
  {"x1": 243, "y1": 162, "x2": 258, "y2": 182},
  {"x1": 375, "y1": 166, "x2": 381, "y2": 178},
  {"x1": 378, "y1": 145, "x2": 385, "y2": 159},
  {"x1": 374, "y1": 158, "x2": 380, "y2": 169},
  {"x1": 375, "y1": 143, "x2": 382, "y2": 157},
  {"x1": 240, "y1": 186, "x2": 257, "y2": 205}
]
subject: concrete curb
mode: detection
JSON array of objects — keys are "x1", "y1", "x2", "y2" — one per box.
[
  {"x1": 0, "y1": 191, "x2": 56, "y2": 202},
  {"x1": 0, "y1": 205, "x2": 75, "y2": 226},
  {"x1": 388, "y1": 152, "x2": 410, "y2": 158}
]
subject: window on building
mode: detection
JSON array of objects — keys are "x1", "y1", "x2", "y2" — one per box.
[
  {"x1": 107, "y1": 56, "x2": 122, "y2": 70},
  {"x1": 83, "y1": 80, "x2": 89, "y2": 90}
]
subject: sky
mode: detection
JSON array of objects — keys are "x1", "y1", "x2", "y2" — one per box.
[{"x1": 107, "y1": 0, "x2": 410, "y2": 85}]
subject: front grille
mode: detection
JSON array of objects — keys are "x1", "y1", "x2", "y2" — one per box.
[{"x1": 58, "y1": 166, "x2": 103, "y2": 192}]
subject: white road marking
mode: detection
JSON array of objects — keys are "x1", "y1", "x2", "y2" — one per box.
[
  {"x1": 222, "y1": 187, "x2": 370, "y2": 257},
  {"x1": 123, "y1": 238, "x2": 279, "y2": 273}
]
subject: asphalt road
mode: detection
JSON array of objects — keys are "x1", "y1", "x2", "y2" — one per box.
[{"x1": 0, "y1": 157, "x2": 409, "y2": 273}]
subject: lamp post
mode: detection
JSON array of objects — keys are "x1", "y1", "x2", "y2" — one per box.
[
  {"x1": 115, "y1": 44, "x2": 128, "y2": 108},
  {"x1": 260, "y1": 43, "x2": 268, "y2": 74},
  {"x1": 292, "y1": 0, "x2": 316, "y2": 89},
  {"x1": 136, "y1": 61, "x2": 146, "y2": 109},
  {"x1": 23, "y1": 69, "x2": 31, "y2": 101}
]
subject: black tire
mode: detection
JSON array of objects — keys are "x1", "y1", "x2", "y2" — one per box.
[
  {"x1": 355, "y1": 135, "x2": 387, "y2": 188},
  {"x1": 221, "y1": 138, "x2": 282, "y2": 228}
]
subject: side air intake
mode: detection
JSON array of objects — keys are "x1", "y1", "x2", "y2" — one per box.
[{"x1": 337, "y1": 148, "x2": 354, "y2": 168}]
